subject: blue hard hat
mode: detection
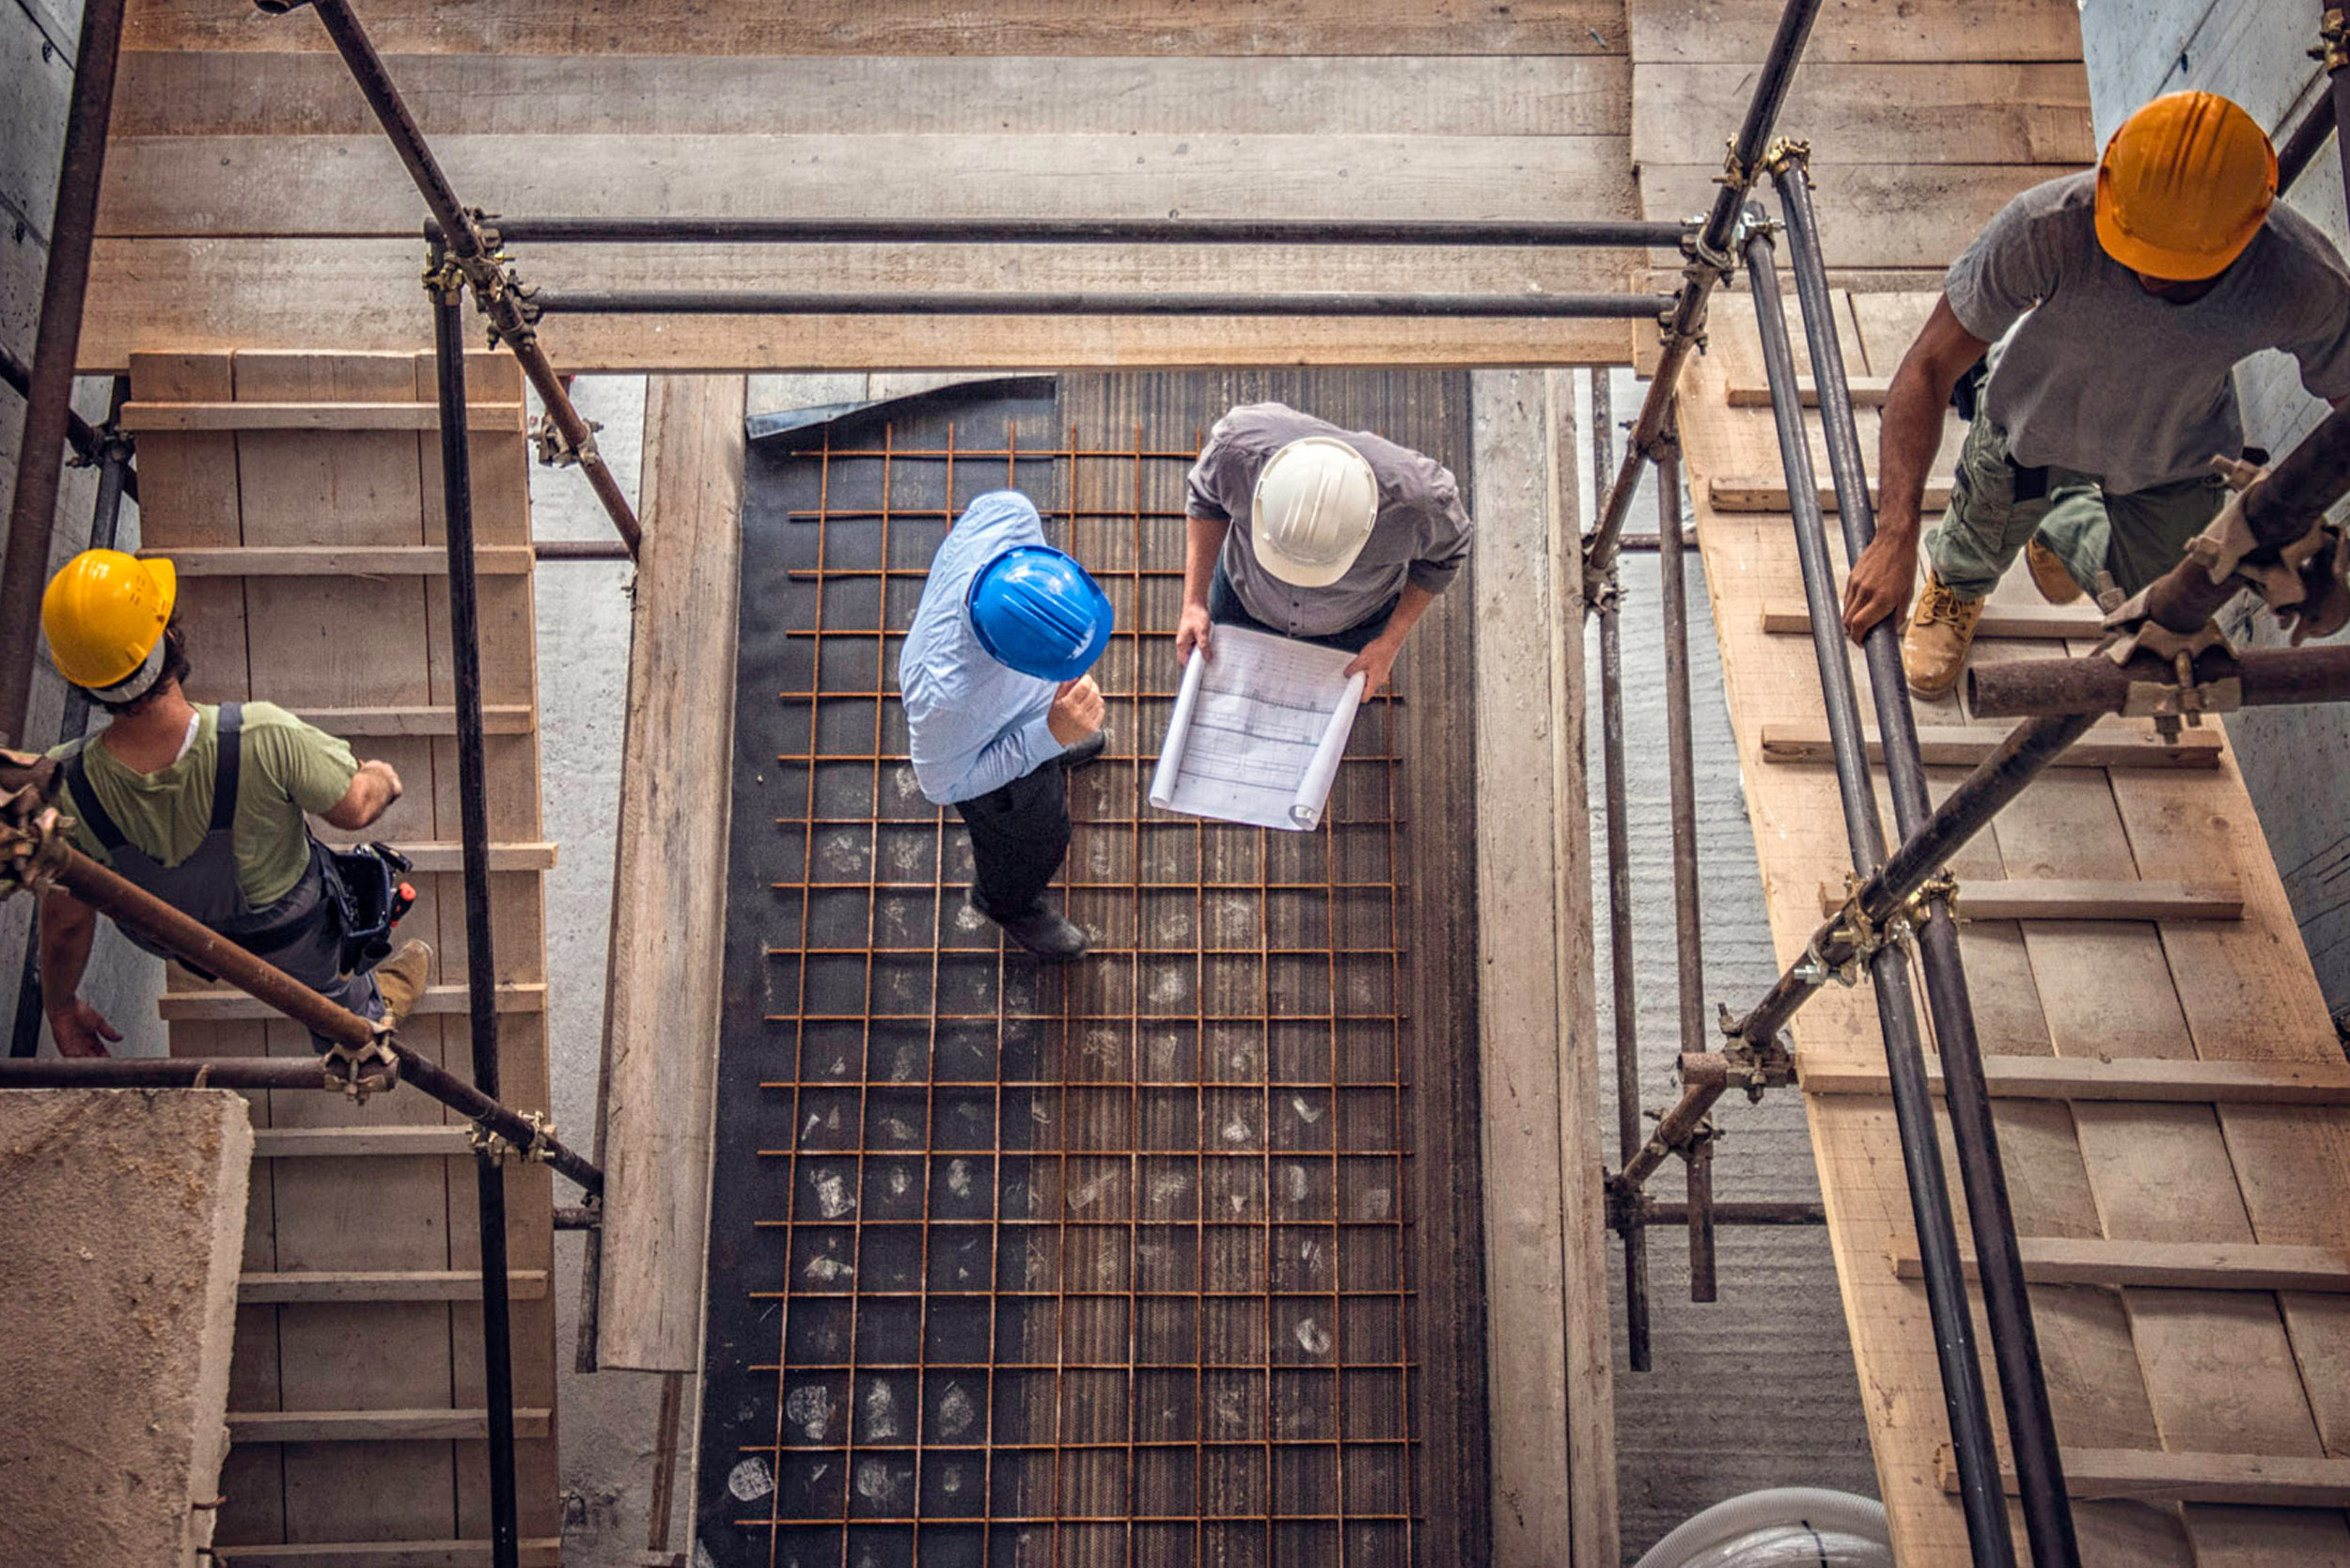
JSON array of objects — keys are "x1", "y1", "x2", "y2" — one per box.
[{"x1": 966, "y1": 544, "x2": 1115, "y2": 682}]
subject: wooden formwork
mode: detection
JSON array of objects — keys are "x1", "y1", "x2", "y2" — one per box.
[{"x1": 128, "y1": 348, "x2": 560, "y2": 1563}]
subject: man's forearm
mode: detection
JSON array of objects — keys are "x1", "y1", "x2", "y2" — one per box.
[
  {"x1": 1873, "y1": 369, "x2": 1949, "y2": 549},
  {"x1": 1183, "y1": 516, "x2": 1230, "y2": 611},
  {"x1": 37, "y1": 893, "x2": 95, "y2": 1011},
  {"x1": 1376, "y1": 584, "x2": 1438, "y2": 647}
]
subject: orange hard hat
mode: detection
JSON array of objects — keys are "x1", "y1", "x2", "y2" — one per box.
[{"x1": 2094, "y1": 91, "x2": 2277, "y2": 281}]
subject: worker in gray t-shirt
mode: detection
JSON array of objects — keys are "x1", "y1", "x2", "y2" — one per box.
[
  {"x1": 1839, "y1": 90, "x2": 2350, "y2": 698},
  {"x1": 1177, "y1": 402, "x2": 1474, "y2": 698}
]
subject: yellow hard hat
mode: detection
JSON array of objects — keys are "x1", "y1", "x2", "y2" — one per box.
[
  {"x1": 2094, "y1": 91, "x2": 2277, "y2": 281},
  {"x1": 40, "y1": 549, "x2": 179, "y2": 698}
]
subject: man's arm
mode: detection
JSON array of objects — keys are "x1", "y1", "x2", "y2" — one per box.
[
  {"x1": 321, "y1": 758, "x2": 401, "y2": 831},
  {"x1": 1175, "y1": 514, "x2": 1230, "y2": 666},
  {"x1": 1841, "y1": 294, "x2": 1991, "y2": 642},
  {"x1": 1342, "y1": 584, "x2": 1437, "y2": 698},
  {"x1": 38, "y1": 889, "x2": 119, "y2": 1058}
]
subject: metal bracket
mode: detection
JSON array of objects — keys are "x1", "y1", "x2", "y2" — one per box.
[
  {"x1": 320, "y1": 1030, "x2": 400, "y2": 1103},
  {"x1": 1587, "y1": 571, "x2": 1623, "y2": 616},
  {"x1": 470, "y1": 1109, "x2": 560, "y2": 1165},
  {"x1": 531, "y1": 413, "x2": 603, "y2": 470},
  {"x1": 1801, "y1": 869, "x2": 1960, "y2": 983},
  {"x1": 1711, "y1": 1005, "x2": 1797, "y2": 1102},
  {"x1": 0, "y1": 797, "x2": 74, "y2": 902},
  {"x1": 2319, "y1": 8, "x2": 2350, "y2": 72},
  {"x1": 1761, "y1": 137, "x2": 1813, "y2": 180}
]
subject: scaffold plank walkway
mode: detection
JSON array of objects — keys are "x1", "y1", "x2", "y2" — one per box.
[{"x1": 1679, "y1": 291, "x2": 2350, "y2": 1565}]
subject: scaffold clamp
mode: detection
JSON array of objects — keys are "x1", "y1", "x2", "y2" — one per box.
[
  {"x1": 531, "y1": 414, "x2": 603, "y2": 470},
  {"x1": 470, "y1": 1109, "x2": 559, "y2": 1165},
  {"x1": 321, "y1": 1031, "x2": 400, "y2": 1102}
]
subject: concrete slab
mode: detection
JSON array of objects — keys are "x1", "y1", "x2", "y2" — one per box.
[{"x1": 0, "y1": 1088, "x2": 252, "y2": 1567}]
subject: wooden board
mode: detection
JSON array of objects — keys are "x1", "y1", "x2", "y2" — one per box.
[
  {"x1": 1637, "y1": 165, "x2": 2072, "y2": 272},
  {"x1": 123, "y1": 0, "x2": 1631, "y2": 55},
  {"x1": 1888, "y1": 1238, "x2": 2350, "y2": 1294},
  {"x1": 1624, "y1": 0, "x2": 2085, "y2": 64},
  {"x1": 1764, "y1": 600, "x2": 2099, "y2": 639},
  {"x1": 1467, "y1": 368, "x2": 1616, "y2": 1564},
  {"x1": 1677, "y1": 290, "x2": 2350, "y2": 1565},
  {"x1": 133, "y1": 348, "x2": 561, "y2": 1557},
  {"x1": 1630, "y1": 63, "x2": 2092, "y2": 166},
  {"x1": 1758, "y1": 721, "x2": 2222, "y2": 770},
  {"x1": 593, "y1": 374, "x2": 747, "y2": 1372},
  {"x1": 1814, "y1": 878, "x2": 2244, "y2": 922}
]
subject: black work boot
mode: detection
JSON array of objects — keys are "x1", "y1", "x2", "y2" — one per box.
[{"x1": 970, "y1": 893, "x2": 1090, "y2": 962}]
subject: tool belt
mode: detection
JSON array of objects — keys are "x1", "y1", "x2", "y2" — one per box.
[{"x1": 323, "y1": 840, "x2": 415, "y2": 976}]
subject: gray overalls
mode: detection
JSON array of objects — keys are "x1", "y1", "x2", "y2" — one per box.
[{"x1": 65, "y1": 702, "x2": 382, "y2": 1050}]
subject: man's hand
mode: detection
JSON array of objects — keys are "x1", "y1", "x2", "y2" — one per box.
[
  {"x1": 1842, "y1": 533, "x2": 1919, "y2": 644},
  {"x1": 1343, "y1": 635, "x2": 1402, "y2": 698},
  {"x1": 1048, "y1": 676, "x2": 1107, "y2": 747},
  {"x1": 47, "y1": 997, "x2": 119, "y2": 1059},
  {"x1": 1173, "y1": 605, "x2": 1214, "y2": 667}
]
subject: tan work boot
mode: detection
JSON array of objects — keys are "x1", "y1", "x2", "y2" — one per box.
[
  {"x1": 2025, "y1": 537, "x2": 2084, "y2": 604},
  {"x1": 1902, "y1": 572, "x2": 1985, "y2": 699},
  {"x1": 373, "y1": 939, "x2": 433, "y2": 1034}
]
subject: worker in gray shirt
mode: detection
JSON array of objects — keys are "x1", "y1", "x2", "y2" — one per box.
[
  {"x1": 1841, "y1": 90, "x2": 2350, "y2": 697},
  {"x1": 1176, "y1": 402, "x2": 1474, "y2": 697}
]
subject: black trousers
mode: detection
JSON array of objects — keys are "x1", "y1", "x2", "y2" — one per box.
[{"x1": 954, "y1": 755, "x2": 1073, "y2": 920}]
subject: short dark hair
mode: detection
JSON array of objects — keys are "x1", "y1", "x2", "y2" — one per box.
[{"x1": 96, "y1": 623, "x2": 192, "y2": 716}]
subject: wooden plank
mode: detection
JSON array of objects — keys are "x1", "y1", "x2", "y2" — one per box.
[
  {"x1": 123, "y1": 0, "x2": 1630, "y2": 55},
  {"x1": 1631, "y1": 63, "x2": 2092, "y2": 166},
  {"x1": 212, "y1": 1543, "x2": 562, "y2": 1568},
  {"x1": 1711, "y1": 478, "x2": 1952, "y2": 513},
  {"x1": 82, "y1": 239, "x2": 1646, "y2": 371},
  {"x1": 1728, "y1": 376, "x2": 1892, "y2": 409},
  {"x1": 1466, "y1": 368, "x2": 1616, "y2": 1563},
  {"x1": 1627, "y1": 0, "x2": 2081, "y2": 63},
  {"x1": 148, "y1": 546, "x2": 535, "y2": 577},
  {"x1": 159, "y1": 981, "x2": 548, "y2": 1021},
  {"x1": 252, "y1": 1126, "x2": 475, "y2": 1158},
  {"x1": 1800, "y1": 1053, "x2": 2350, "y2": 1105},
  {"x1": 1944, "y1": 1447, "x2": 2350, "y2": 1509},
  {"x1": 115, "y1": 52, "x2": 1635, "y2": 137},
  {"x1": 594, "y1": 375, "x2": 746, "y2": 1373},
  {"x1": 1637, "y1": 164, "x2": 2074, "y2": 268},
  {"x1": 239, "y1": 1270, "x2": 553, "y2": 1304},
  {"x1": 384, "y1": 842, "x2": 560, "y2": 873},
  {"x1": 1889, "y1": 1237, "x2": 2350, "y2": 1294},
  {"x1": 226, "y1": 1409, "x2": 554, "y2": 1444},
  {"x1": 288, "y1": 706, "x2": 534, "y2": 736},
  {"x1": 100, "y1": 133, "x2": 1637, "y2": 237},
  {"x1": 120, "y1": 400, "x2": 525, "y2": 431},
  {"x1": 1813, "y1": 877, "x2": 2243, "y2": 922},
  {"x1": 1762, "y1": 600, "x2": 2098, "y2": 639},
  {"x1": 1759, "y1": 722, "x2": 2222, "y2": 770}
]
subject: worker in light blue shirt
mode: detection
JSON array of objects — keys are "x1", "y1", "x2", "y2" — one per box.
[{"x1": 898, "y1": 491, "x2": 1114, "y2": 961}]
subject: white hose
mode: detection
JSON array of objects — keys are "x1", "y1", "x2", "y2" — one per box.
[{"x1": 1632, "y1": 1487, "x2": 1892, "y2": 1568}]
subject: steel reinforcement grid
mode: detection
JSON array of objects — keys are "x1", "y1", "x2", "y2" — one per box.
[{"x1": 696, "y1": 375, "x2": 1476, "y2": 1567}]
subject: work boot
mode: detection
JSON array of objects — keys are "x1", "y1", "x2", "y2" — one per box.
[
  {"x1": 969, "y1": 894, "x2": 1090, "y2": 962},
  {"x1": 1059, "y1": 729, "x2": 1110, "y2": 769},
  {"x1": 1902, "y1": 572, "x2": 1985, "y2": 699},
  {"x1": 372, "y1": 939, "x2": 433, "y2": 1033},
  {"x1": 2025, "y1": 537, "x2": 2084, "y2": 605}
]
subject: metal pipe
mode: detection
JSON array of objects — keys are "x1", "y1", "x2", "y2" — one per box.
[
  {"x1": 0, "y1": 0, "x2": 129, "y2": 746},
  {"x1": 0, "y1": 347, "x2": 135, "y2": 505},
  {"x1": 1969, "y1": 642, "x2": 2350, "y2": 718},
  {"x1": 530, "y1": 289, "x2": 1674, "y2": 319},
  {"x1": 1654, "y1": 415, "x2": 1706, "y2": 1059},
  {"x1": 534, "y1": 539, "x2": 634, "y2": 562},
  {"x1": 1635, "y1": 1200, "x2": 1825, "y2": 1228},
  {"x1": 2329, "y1": 4, "x2": 2350, "y2": 237},
  {"x1": 284, "y1": 0, "x2": 640, "y2": 557},
  {"x1": 1684, "y1": 1131, "x2": 1717, "y2": 1303},
  {"x1": 5, "y1": 834, "x2": 603, "y2": 1190},
  {"x1": 2141, "y1": 400, "x2": 2350, "y2": 634},
  {"x1": 2280, "y1": 86, "x2": 2337, "y2": 194},
  {"x1": 12, "y1": 378, "x2": 133, "y2": 1060},
  {"x1": 1745, "y1": 226, "x2": 2014, "y2": 1566},
  {"x1": 1777, "y1": 161, "x2": 2077, "y2": 1568},
  {"x1": 1579, "y1": 0, "x2": 1825, "y2": 586},
  {"x1": 1592, "y1": 374, "x2": 1653, "y2": 1374},
  {"x1": 0, "y1": 1055, "x2": 370, "y2": 1090},
  {"x1": 432, "y1": 268, "x2": 521, "y2": 1568},
  {"x1": 461, "y1": 215, "x2": 1694, "y2": 248}
]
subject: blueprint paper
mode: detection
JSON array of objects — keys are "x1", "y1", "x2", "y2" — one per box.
[{"x1": 1147, "y1": 624, "x2": 1367, "y2": 832}]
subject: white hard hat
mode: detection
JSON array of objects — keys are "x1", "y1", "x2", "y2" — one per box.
[{"x1": 1250, "y1": 436, "x2": 1379, "y2": 588}]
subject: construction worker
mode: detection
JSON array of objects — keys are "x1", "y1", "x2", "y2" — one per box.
[
  {"x1": 900, "y1": 492, "x2": 1115, "y2": 963},
  {"x1": 1175, "y1": 402, "x2": 1474, "y2": 695},
  {"x1": 1841, "y1": 90, "x2": 2350, "y2": 695},
  {"x1": 34, "y1": 550, "x2": 430, "y2": 1058}
]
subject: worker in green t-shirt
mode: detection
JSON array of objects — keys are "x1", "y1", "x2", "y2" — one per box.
[{"x1": 34, "y1": 551, "x2": 431, "y2": 1059}]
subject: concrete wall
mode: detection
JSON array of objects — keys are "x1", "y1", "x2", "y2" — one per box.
[
  {"x1": 2083, "y1": 2, "x2": 2350, "y2": 1020},
  {"x1": 0, "y1": 0, "x2": 163, "y2": 1057}
]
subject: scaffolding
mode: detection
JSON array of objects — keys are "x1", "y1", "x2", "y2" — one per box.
[{"x1": 8, "y1": 0, "x2": 2350, "y2": 1564}]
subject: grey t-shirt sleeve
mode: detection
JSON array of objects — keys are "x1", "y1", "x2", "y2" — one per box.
[
  {"x1": 1184, "y1": 416, "x2": 1243, "y2": 521},
  {"x1": 1405, "y1": 466, "x2": 1475, "y2": 595},
  {"x1": 1944, "y1": 180, "x2": 2076, "y2": 344},
  {"x1": 2283, "y1": 271, "x2": 2350, "y2": 402}
]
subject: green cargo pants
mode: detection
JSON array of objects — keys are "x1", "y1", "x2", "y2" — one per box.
[{"x1": 1923, "y1": 402, "x2": 2231, "y2": 601}]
